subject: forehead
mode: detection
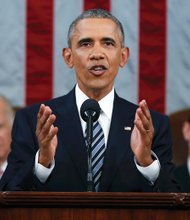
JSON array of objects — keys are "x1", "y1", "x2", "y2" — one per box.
[
  {"x1": 0, "y1": 101, "x2": 6, "y2": 112},
  {"x1": 0, "y1": 101, "x2": 9, "y2": 119},
  {"x1": 72, "y1": 18, "x2": 120, "y2": 40},
  {"x1": 0, "y1": 111, "x2": 8, "y2": 122}
]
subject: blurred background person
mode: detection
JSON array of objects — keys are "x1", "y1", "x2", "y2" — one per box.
[
  {"x1": 174, "y1": 113, "x2": 190, "y2": 192},
  {"x1": 0, "y1": 96, "x2": 14, "y2": 179}
]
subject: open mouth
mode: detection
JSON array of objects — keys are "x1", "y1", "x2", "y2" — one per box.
[{"x1": 89, "y1": 65, "x2": 107, "y2": 76}]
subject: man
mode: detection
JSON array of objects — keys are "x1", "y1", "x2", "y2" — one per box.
[
  {"x1": 0, "y1": 9, "x2": 180, "y2": 192},
  {"x1": 0, "y1": 96, "x2": 14, "y2": 179},
  {"x1": 174, "y1": 114, "x2": 190, "y2": 192}
]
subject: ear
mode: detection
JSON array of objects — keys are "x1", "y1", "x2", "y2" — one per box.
[
  {"x1": 62, "y1": 48, "x2": 74, "y2": 68},
  {"x1": 182, "y1": 121, "x2": 190, "y2": 141},
  {"x1": 120, "y1": 47, "x2": 130, "y2": 68}
]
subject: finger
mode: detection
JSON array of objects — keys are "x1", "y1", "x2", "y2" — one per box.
[
  {"x1": 37, "y1": 104, "x2": 45, "y2": 119},
  {"x1": 136, "y1": 107, "x2": 150, "y2": 132},
  {"x1": 40, "y1": 114, "x2": 56, "y2": 138},
  {"x1": 138, "y1": 100, "x2": 154, "y2": 131},
  {"x1": 37, "y1": 114, "x2": 57, "y2": 144},
  {"x1": 139, "y1": 100, "x2": 151, "y2": 122},
  {"x1": 40, "y1": 106, "x2": 52, "y2": 127},
  {"x1": 36, "y1": 104, "x2": 45, "y2": 135},
  {"x1": 36, "y1": 105, "x2": 52, "y2": 135},
  {"x1": 134, "y1": 116, "x2": 147, "y2": 135},
  {"x1": 46, "y1": 125, "x2": 59, "y2": 141},
  {"x1": 134, "y1": 118, "x2": 152, "y2": 148}
]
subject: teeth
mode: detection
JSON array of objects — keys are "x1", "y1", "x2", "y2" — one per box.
[{"x1": 93, "y1": 66, "x2": 103, "y2": 71}]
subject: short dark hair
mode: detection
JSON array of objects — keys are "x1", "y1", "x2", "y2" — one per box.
[{"x1": 67, "y1": 8, "x2": 125, "y2": 48}]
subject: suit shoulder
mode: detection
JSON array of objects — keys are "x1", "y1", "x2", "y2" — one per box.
[
  {"x1": 116, "y1": 95, "x2": 138, "y2": 111},
  {"x1": 17, "y1": 91, "x2": 73, "y2": 115},
  {"x1": 116, "y1": 94, "x2": 169, "y2": 126},
  {"x1": 117, "y1": 95, "x2": 168, "y2": 117}
]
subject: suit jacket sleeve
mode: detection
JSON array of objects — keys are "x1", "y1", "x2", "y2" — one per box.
[
  {"x1": 0, "y1": 94, "x2": 181, "y2": 192},
  {"x1": 150, "y1": 113, "x2": 180, "y2": 192},
  {"x1": 0, "y1": 105, "x2": 45, "y2": 190}
]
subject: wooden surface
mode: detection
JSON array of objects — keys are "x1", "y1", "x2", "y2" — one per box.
[{"x1": 0, "y1": 192, "x2": 190, "y2": 220}]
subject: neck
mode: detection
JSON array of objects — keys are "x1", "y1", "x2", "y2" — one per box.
[
  {"x1": 0, "y1": 159, "x2": 6, "y2": 167},
  {"x1": 87, "y1": 91, "x2": 105, "y2": 101}
]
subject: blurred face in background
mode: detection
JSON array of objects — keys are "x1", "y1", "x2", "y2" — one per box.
[
  {"x1": 0, "y1": 100, "x2": 13, "y2": 164},
  {"x1": 182, "y1": 119, "x2": 190, "y2": 151}
]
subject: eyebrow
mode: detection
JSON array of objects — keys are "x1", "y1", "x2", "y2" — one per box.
[
  {"x1": 77, "y1": 38, "x2": 93, "y2": 46},
  {"x1": 77, "y1": 37, "x2": 117, "y2": 45},
  {"x1": 101, "y1": 37, "x2": 116, "y2": 44}
]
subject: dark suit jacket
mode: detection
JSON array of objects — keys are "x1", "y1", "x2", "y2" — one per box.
[
  {"x1": 0, "y1": 88, "x2": 180, "y2": 192},
  {"x1": 174, "y1": 163, "x2": 190, "y2": 192}
]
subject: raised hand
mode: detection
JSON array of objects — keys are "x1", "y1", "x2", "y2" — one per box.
[
  {"x1": 35, "y1": 104, "x2": 58, "y2": 167},
  {"x1": 130, "y1": 100, "x2": 154, "y2": 167}
]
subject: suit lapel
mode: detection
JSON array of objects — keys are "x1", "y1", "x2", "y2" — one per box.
[
  {"x1": 53, "y1": 89, "x2": 88, "y2": 188},
  {"x1": 99, "y1": 94, "x2": 137, "y2": 191},
  {"x1": 49, "y1": 89, "x2": 138, "y2": 191}
]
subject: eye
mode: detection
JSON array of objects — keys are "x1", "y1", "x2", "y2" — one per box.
[
  {"x1": 103, "y1": 40, "x2": 116, "y2": 47},
  {"x1": 105, "y1": 41, "x2": 114, "y2": 46},
  {"x1": 78, "y1": 40, "x2": 92, "y2": 48},
  {"x1": 81, "y1": 42, "x2": 90, "y2": 47}
]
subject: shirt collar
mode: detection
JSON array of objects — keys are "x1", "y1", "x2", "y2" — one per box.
[
  {"x1": 187, "y1": 157, "x2": 190, "y2": 175},
  {"x1": 0, "y1": 160, "x2": 7, "y2": 172},
  {"x1": 75, "y1": 84, "x2": 114, "y2": 121}
]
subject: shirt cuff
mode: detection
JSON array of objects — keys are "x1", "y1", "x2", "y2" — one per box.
[
  {"x1": 134, "y1": 151, "x2": 160, "y2": 184},
  {"x1": 34, "y1": 150, "x2": 55, "y2": 183}
]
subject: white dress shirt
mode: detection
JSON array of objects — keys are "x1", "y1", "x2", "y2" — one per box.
[
  {"x1": 34, "y1": 84, "x2": 160, "y2": 184},
  {"x1": 0, "y1": 160, "x2": 7, "y2": 179},
  {"x1": 75, "y1": 84, "x2": 113, "y2": 146},
  {"x1": 187, "y1": 157, "x2": 190, "y2": 176}
]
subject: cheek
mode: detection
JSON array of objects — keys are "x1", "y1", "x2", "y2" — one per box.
[
  {"x1": 73, "y1": 50, "x2": 88, "y2": 61},
  {"x1": 73, "y1": 54, "x2": 87, "y2": 69},
  {"x1": 109, "y1": 52, "x2": 123, "y2": 64},
  {"x1": 1, "y1": 128, "x2": 11, "y2": 138},
  {"x1": 109, "y1": 58, "x2": 121, "y2": 73}
]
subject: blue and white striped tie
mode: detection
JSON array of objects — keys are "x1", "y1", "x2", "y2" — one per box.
[{"x1": 86, "y1": 121, "x2": 106, "y2": 191}]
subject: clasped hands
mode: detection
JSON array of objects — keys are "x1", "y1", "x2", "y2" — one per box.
[{"x1": 35, "y1": 100, "x2": 154, "y2": 168}]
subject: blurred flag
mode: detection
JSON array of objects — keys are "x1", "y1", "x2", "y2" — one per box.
[{"x1": 0, "y1": 0, "x2": 190, "y2": 114}]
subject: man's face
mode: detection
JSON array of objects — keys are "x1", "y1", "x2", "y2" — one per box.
[
  {"x1": 182, "y1": 121, "x2": 190, "y2": 144},
  {"x1": 63, "y1": 18, "x2": 129, "y2": 99},
  {"x1": 0, "y1": 102, "x2": 12, "y2": 163}
]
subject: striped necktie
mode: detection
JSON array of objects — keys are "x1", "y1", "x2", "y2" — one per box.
[{"x1": 87, "y1": 120, "x2": 106, "y2": 191}]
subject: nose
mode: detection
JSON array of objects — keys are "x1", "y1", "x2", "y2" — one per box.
[{"x1": 89, "y1": 45, "x2": 105, "y2": 60}]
